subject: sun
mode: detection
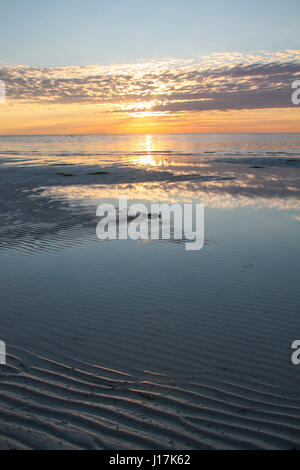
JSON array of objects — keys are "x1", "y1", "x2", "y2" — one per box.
[{"x1": 119, "y1": 100, "x2": 166, "y2": 118}]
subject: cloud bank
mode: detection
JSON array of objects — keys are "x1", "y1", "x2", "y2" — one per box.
[{"x1": 1, "y1": 50, "x2": 300, "y2": 115}]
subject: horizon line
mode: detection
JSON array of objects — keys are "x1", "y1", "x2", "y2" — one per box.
[{"x1": 0, "y1": 132, "x2": 299, "y2": 137}]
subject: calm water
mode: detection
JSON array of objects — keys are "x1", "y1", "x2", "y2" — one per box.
[{"x1": 1, "y1": 133, "x2": 300, "y2": 158}]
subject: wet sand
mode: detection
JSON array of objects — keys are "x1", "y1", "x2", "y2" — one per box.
[{"x1": 0, "y1": 134, "x2": 300, "y2": 449}]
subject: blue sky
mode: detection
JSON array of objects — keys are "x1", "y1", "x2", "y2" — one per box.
[{"x1": 1, "y1": 0, "x2": 300, "y2": 66}]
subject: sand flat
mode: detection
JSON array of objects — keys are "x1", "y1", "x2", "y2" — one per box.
[{"x1": 0, "y1": 134, "x2": 300, "y2": 449}]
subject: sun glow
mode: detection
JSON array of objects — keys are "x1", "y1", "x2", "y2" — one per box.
[{"x1": 119, "y1": 100, "x2": 166, "y2": 118}]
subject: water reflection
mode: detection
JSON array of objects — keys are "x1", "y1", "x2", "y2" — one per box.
[
  {"x1": 36, "y1": 153, "x2": 300, "y2": 215},
  {"x1": 0, "y1": 134, "x2": 299, "y2": 252},
  {"x1": 40, "y1": 177, "x2": 300, "y2": 214}
]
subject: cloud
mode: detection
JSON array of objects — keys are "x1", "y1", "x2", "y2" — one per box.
[{"x1": 0, "y1": 50, "x2": 300, "y2": 114}]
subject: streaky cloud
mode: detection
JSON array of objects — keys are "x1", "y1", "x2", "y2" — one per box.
[{"x1": 0, "y1": 50, "x2": 299, "y2": 114}]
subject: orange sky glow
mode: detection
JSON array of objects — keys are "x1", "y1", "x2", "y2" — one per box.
[{"x1": 1, "y1": 51, "x2": 300, "y2": 134}]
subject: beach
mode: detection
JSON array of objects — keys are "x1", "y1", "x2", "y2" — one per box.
[{"x1": 0, "y1": 133, "x2": 300, "y2": 449}]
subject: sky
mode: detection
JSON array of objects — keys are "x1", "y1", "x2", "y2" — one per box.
[{"x1": 0, "y1": 0, "x2": 300, "y2": 134}]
